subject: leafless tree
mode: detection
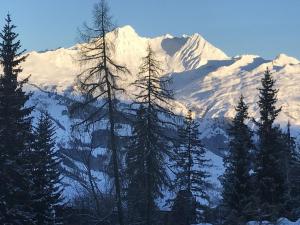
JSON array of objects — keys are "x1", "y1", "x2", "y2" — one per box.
[
  {"x1": 62, "y1": 123, "x2": 114, "y2": 224},
  {"x1": 75, "y1": 1, "x2": 129, "y2": 224}
]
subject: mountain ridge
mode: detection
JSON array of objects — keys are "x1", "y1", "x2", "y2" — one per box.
[
  {"x1": 19, "y1": 25, "x2": 300, "y2": 135},
  {"x1": 21, "y1": 25, "x2": 300, "y2": 203}
]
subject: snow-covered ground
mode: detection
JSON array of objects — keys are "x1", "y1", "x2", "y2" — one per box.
[
  {"x1": 247, "y1": 218, "x2": 300, "y2": 225},
  {"x1": 196, "y1": 218, "x2": 300, "y2": 225}
]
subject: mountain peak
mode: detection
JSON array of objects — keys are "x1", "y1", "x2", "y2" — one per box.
[
  {"x1": 114, "y1": 25, "x2": 138, "y2": 37},
  {"x1": 273, "y1": 53, "x2": 299, "y2": 66},
  {"x1": 180, "y1": 32, "x2": 229, "y2": 64},
  {"x1": 117, "y1": 25, "x2": 135, "y2": 32},
  {"x1": 164, "y1": 34, "x2": 174, "y2": 39},
  {"x1": 190, "y1": 32, "x2": 205, "y2": 39}
]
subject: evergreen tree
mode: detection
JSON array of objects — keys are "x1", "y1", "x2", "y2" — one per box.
[
  {"x1": 170, "y1": 190, "x2": 197, "y2": 225},
  {"x1": 128, "y1": 44, "x2": 175, "y2": 225},
  {"x1": 0, "y1": 14, "x2": 35, "y2": 224},
  {"x1": 254, "y1": 68, "x2": 284, "y2": 221},
  {"x1": 126, "y1": 107, "x2": 152, "y2": 225},
  {"x1": 282, "y1": 122, "x2": 300, "y2": 220},
  {"x1": 173, "y1": 110, "x2": 210, "y2": 223},
  {"x1": 221, "y1": 95, "x2": 253, "y2": 224},
  {"x1": 76, "y1": 1, "x2": 129, "y2": 224},
  {"x1": 31, "y1": 112, "x2": 63, "y2": 224}
]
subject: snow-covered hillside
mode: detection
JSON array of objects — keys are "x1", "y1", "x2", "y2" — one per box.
[
  {"x1": 21, "y1": 26, "x2": 300, "y2": 129},
  {"x1": 19, "y1": 25, "x2": 300, "y2": 203},
  {"x1": 170, "y1": 53, "x2": 300, "y2": 128},
  {"x1": 21, "y1": 25, "x2": 228, "y2": 91}
]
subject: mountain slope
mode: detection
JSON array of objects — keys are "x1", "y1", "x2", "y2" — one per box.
[
  {"x1": 20, "y1": 25, "x2": 228, "y2": 91},
  {"x1": 18, "y1": 25, "x2": 300, "y2": 203},
  {"x1": 21, "y1": 25, "x2": 300, "y2": 133},
  {"x1": 170, "y1": 54, "x2": 300, "y2": 129}
]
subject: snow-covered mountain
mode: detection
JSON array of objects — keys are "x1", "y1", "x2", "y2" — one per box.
[
  {"x1": 171, "y1": 53, "x2": 300, "y2": 127},
  {"x1": 20, "y1": 25, "x2": 300, "y2": 202},
  {"x1": 21, "y1": 25, "x2": 228, "y2": 90},
  {"x1": 23, "y1": 25, "x2": 300, "y2": 126},
  {"x1": 22, "y1": 25, "x2": 300, "y2": 148}
]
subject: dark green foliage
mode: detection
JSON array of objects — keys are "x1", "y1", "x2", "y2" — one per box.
[
  {"x1": 281, "y1": 122, "x2": 300, "y2": 220},
  {"x1": 221, "y1": 95, "x2": 253, "y2": 224},
  {"x1": 127, "y1": 45, "x2": 175, "y2": 225},
  {"x1": 0, "y1": 14, "x2": 35, "y2": 224},
  {"x1": 126, "y1": 107, "x2": 156, "y2": 225},
  {"x1": 170, "y1": 190, "x2": 197, "y2": 225},
  {"x1": 65, "y1": 192, "x2": 115, "y2": 225},
  {"x1": 173, "y1": 110, "x2": 210, "y2": 222},
  {"x1": 254, "y1": 68, "x2": 285, "y2": 221},
  {"x1": 31, "y1": 112, "x2": 63, "y2": 224}
]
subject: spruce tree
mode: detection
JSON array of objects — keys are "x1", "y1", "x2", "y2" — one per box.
[
  {"x1": 126, "y1": 107, "x2": 151, "y2": 225},
  {"x1": 170, "y1": 190, "x2": 197, "y2": 225},
  {"x1": 254, "y1": 68, "x2": 284, "y2": 221},
  {"x1": 221, "y1": 95, "x2": 253, "y2": 224},
  {"x1": 173, "y1": 109, "x2": 210, "y2": 223},
  {"x1": 31, "y1": 112, "x2": 63, "y2": 225},
  {"x1": 0, "y1": 14, "x2": 35, "y2": 224},
  {"x1": 76, "y1": 1, "x2": 129, "y2": 224},
  {"x1": 128, "y1": 44, "x2": 175, "y2": 225},
  {"x1": 282, "y1": 122, "x2": 300, "y2": 220}
]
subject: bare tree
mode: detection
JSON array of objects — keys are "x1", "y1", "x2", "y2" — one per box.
[
  {"x1": 62, "y1": 123, "x2": 114, "y2": 224},
  {"x1": 75, "y1": 1, "x2": 129, "y2": 225}
]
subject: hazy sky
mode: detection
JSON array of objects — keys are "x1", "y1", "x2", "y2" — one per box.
[{"x1": 1, "y1": 0, "x2": 299, "y2": 59}]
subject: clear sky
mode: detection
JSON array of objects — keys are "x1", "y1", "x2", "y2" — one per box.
[{"x1": 1, "y1": 0, "x2": 300, "y2": 59}]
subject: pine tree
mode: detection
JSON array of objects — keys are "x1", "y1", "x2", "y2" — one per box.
[
  {"x1": 0, "y1": 14, "x2": 35, "y2": 224},
  {"x1": 254, "y1": 68, "x2": 284, "y2": 221},
  {"x1": 281, "y1": 122, "x2": 300, "y2": 220},
  {"x1": 170, "y1": 190, "x2": 197, "y2": 225},
  {"x1": 76, "y1": 1, "x2": 129, "y2": 224},
  {"x1": 128, "y1": 44, "x2": 175, "y2": 225},
  {"x1": 221, "y1": 95, "x2": 253, "y2": 224},
  {"x1": 173, "y1": 110, "x2": 210, "y2": 223},
  {"x1": 31, "y1": 112, "x2": 63, "y2": 224},
  {"x1": 126, "y1": 107, "x2": 151, "y2": 225}
]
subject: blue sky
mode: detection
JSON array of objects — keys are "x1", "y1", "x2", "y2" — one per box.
[{"x1": 1, "y1": 0, "x2": 299, "y2": 59}]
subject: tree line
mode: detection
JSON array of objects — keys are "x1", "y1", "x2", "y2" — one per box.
[
  {"x1": 221, "y1": 68, "x2": 300, "y2": 224},
  {"x1": 0, "y1": 15, "x2": 63, "y2": 224},
  {"x1": 69, "y1": 1, "x2": 300, "y2": 225},
  {"x1": 1, "y1": 0, "x2": 300, "y2": 225},
  {"x1": 72, "y1": 1, "x2": 210, "y2": 224}
]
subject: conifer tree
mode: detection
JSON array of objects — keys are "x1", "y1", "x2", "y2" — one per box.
[
  {"x1": 31, "y1": 112, "x2": 63, "y2": 225},
  {"x1": 173, "y1": 110, "x2": 210, "y2": 223},
  {"x1": 254, "y1": 68, "x2": 284, "y2": 221},
  {"x1": 128, "y1": 44, "x2": 175, "y2": 225},
  {"x1": 282, "y1": 122, "x2": 300, "y2": 220},
  {"x1": 170, "y1": 190, "x2": 197, "y2": 225},
  {"x1": 76, "y1": 1, "x2": 129, "y2": 224},
  {"x1": 0, "y1": 14, "x2": 35, "y2": 224},
  {"x1": 221, "y1": 95, "x2": 253, "y2": 224},
  {"x1": 126, "y1": 107, "x2": 150, "y2": 225}
]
